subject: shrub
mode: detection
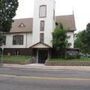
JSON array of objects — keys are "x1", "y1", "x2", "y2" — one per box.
[{"x1": 65, "y1": 53, "x2": 80, "y2": 59}]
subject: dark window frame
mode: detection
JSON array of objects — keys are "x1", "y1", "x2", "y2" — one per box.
[
  {"x1": 13, "y1": 35, "x2": 24, "y2": 45},
  {"x1": 53, "y1": 9, "x2": 55, "y2": 20},
  {"x1": 40, "y1": 33, "x2": 44, "y2": 43},
  {"x1": 40, "y1": 20, "x2": 45, "y2": 31},
  {"x1": 39, "y1": 5, "x2": 47, "y2": 18},
  {"x1": 3, "y1": 36, "x2": 6, "y2": 45}
]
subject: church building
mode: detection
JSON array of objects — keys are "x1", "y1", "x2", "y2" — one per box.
[{"x1": 3, "y1": 0, "x2": 76, "y2": 63}]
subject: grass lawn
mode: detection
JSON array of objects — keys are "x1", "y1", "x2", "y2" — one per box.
[
  {"x1": 49, "y1": 57, "x2": 90, "y2": 61},
  {"x1": 46, "y1": 57, "x2": 90, "y2": 66},
  {"x1": 0, "y1": 55, "x2": 31, "y2": 64}
]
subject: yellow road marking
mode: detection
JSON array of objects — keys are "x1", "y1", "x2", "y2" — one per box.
[{"x1": 0, "y1": 74, "x2": 90, "y2": 81}]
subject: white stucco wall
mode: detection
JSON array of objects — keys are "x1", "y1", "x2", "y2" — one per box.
[
  {"x1": 26, "y1": 33, "x2": 32, "y2": 48},
  {"x1": 32, "y1": 0, "x2": 55, "y2": 47},
  {"x1": 4, "y1": 31, "x2": 74, "y2": 49},
  {"x1": 4, "y1": 33, "x2": 32, "y2": 48},
  {"x1": 67, "y1": 32, "x2": 74, "y2": 48}
]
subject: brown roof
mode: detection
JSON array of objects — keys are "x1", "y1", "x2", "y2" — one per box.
[
  {"x1": 10, "y1": 14, "x2": 76, "y2": 33},
  {"x1": 56, "y1": 15, "x2": 76, "y2": 31},
  {"x1": 10, "y1": 18, "x2": 33, "y2": 33}
]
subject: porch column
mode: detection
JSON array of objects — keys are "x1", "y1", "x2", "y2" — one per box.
[
  {"x1": 48, "y1": 49, "x2": 50, "y2": 60},
  {"x1": 36, "y1": 49, "x2": 38, "y2": 63}
]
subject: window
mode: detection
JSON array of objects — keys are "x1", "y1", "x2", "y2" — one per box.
[
  {"x1": 3, "y1": 36, "x2": 6, "y2": 45},
  {"x1": 13, "y1": 35, "x2": 23, "y2": 45},
  {"x1": 18, "y1": 23, "x2": 25, "y2": 28},
  {"x1": 68, "y1": 43, "x2": 72, "y2": 47},
  {"x1": 67, "y1": 36, "x2": 71, "y2": 39},
  {"x1": 39, "y1": 5, "x2": 47, "y2": 18},
  {"x1": 0, "y1": 35, "x2": 6, "y2": 45},
  {"x1": 40, "y1": 33, "x2": 44, "y2": 43},
  {"x1": 40, "y1": 21, "x2": 45, "y2": 31},
  {"x1": 53, "y1": 10, "x2": 55, "y2": 20}
]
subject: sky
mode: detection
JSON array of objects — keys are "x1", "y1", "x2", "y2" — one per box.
[{"x1": 14, "y1": 0, "x2": 90, "y2": 32}]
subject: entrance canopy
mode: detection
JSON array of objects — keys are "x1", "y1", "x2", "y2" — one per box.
[{"x1": 30, "y1": 42, "x2": 52, "y2": 49}]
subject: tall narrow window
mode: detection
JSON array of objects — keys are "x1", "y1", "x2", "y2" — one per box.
[
  {"x1": 40, "y1": 21, "x2": 45, "y2": 31},
  {"x1": 39, "y1": 5, "x2": 47, "y2": 18},
  {"x1": 53, "y1": 10, "x2": 55, "y2": 20},
  {"x1": 13, "y1": 35, "x2": 23, "y2": 45},
  {"x1": 3, "y1": 36, "x2": 6, "y2": 45},
  {"x1": 40, "y1": 33, "x2": 44, "y2": 43}
]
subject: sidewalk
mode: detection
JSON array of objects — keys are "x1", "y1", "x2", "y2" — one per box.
[{"x1": 2, "y1": 64, "x2": 90, "y2": 71}]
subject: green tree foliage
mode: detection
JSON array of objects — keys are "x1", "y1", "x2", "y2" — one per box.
[
  {"x1": 52, "y1": 23, "x2": 67, "y2": 58},
  {"x1": 0, "y1": 32, "x2": 3, "y2": 46},
  {"x1": 85, "y1": 23, "x2": 90, "y2": 53},
  {"x1": 52, "y1": 24, "x2": 67, "y2": 50},
  {"x1": 0, "y1": 0, "x2": 18, "y2": 46},
  {"x1": 75, "y1": 23, "x2": 90, "y2": 54},
  {"x1": 0, "y1": 0, "x2": 18, "y2": 32},
  {"x1": 74, "y1": 31, "x2": 84, "y2": 49}
]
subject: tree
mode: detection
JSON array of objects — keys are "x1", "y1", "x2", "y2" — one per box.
[
  {"x1": 85, "y1": 23, "x2": 90, "y2": 53},
  {"x1": 74, "y1": 31, "x2": 84, "y2": 49},
  {"x1": 74, "y1": 23, "x2": 90, "y2": 54},
  {"x1": 52, "y1": 23, "x2": 67, "y2": 58},
  {"x1": 0, "y1": 0, "x2": 18, "y2": 32},
  {"x1": 0, "y1": 32, "x2": 3, "y2": 45},
  {"x1": 0, "y1": 0, "x2": 18, "y2": 46}
]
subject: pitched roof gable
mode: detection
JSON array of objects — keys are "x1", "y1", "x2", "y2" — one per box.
[
  {"x1": 10, "y1": 14, "x2": 76, "y2": 33},
  {"x1": 30, "y1": 42, "x2": 52, "y2": 48},
  {"x1": 10, "y1": 18, "x2": 33, "y2": 33},
  {"x1": 56, "y1": 15, "x2": 76, "y2": 31}
]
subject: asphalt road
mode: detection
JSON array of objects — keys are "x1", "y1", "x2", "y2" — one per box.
[{"x1": 0, "y1": 67, "x2": 90, "y2": 90}]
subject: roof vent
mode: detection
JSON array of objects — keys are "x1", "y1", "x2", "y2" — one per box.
[{"x1": 18, "y1": 23, "x2": 25, "y2": 28}]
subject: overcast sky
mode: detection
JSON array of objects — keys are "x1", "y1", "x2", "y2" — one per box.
[{"x1": 14, "y1": 0, "x2": 90, "y2": 32}]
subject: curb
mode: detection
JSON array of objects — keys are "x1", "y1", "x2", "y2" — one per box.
[{"x1": 2, "y1": 64, "x2": 90, "y2": 71}]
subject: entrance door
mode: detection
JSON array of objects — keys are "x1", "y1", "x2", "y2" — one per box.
[{"x1": 38, "y1": 50, "x2": 48, "y2": 64}]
